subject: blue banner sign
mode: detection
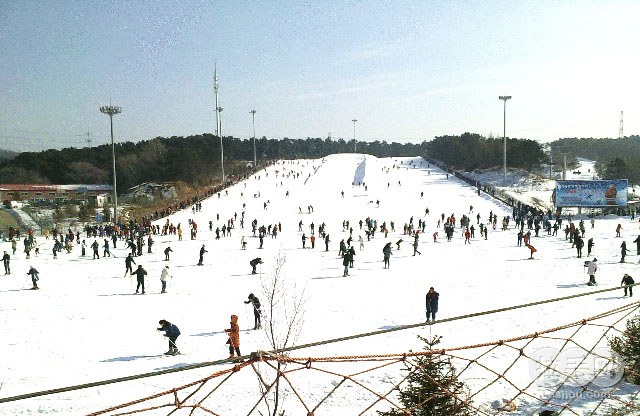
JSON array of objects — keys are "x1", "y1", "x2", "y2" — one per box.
[{"x1": 555, "y1": 180, "x2": 628, "y2": 207}]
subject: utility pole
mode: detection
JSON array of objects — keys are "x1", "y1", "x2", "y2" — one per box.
[
  {"x1": 620, "y1": 110, "x2": 624, "y2": 139},
  {"x1": 86, "y1": 130, "x2": 92, "y2": 148},
  {"x1": 498, "y1": 96, "x2": 512, "y2": 186},
  {"x1": 352, "y1": 119, "x2": 357, "y2": 153},
  {"x1": 250, "y1": 109, "x2": 257, "y2": 168},
  {"x1": 99, "y1": 105, "x2": 122, "y2": 224}
]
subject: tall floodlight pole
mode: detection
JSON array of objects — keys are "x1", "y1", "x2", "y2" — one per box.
[
  {"x1": 498, "y1": 96, "x2": 512, "y2": 186},
  {"x1": 99, "y1": 105, "x2": 122, "y2": 224},
  {"x1": 352, "y1": 119, "x2": 358, "y2": 153},
  {"x1": 218, "y1": 106, "x2": 224, "y2": 182},
  {"x1": 250, "y1": 109, "x2": 257, "y2": 168},
  {"x1": 214, "y1": 65, "x2": 224, "y2": 182}
]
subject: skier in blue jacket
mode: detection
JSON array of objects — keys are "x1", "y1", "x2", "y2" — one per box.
[{"x1": 157, "y1": 319, "x2": 181, "y2": 355}]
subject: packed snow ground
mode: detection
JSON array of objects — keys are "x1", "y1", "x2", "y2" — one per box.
[{"x1": 1, "y1": 154, "x2": 639, "y2": 415}]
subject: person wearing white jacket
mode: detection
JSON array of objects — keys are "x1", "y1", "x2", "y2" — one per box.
[
  {"x1": 586, "y1": 258, "x2": 598, "y2": 286},
  {"x1": 160, "y1": 265, "x2": 172, "y2": 293}
]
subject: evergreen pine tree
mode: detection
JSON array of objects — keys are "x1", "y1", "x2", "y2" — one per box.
[
  {"x1": 378, "y1": 335, "x2": 472, "y2": 416},
  {"x1": 609, "y1": 315, "x2": 640, "y2": 384}
]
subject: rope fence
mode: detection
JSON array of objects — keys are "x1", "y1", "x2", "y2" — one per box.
[{"x1": 2, "y1": 287, "x2": 640, "y2": 415}]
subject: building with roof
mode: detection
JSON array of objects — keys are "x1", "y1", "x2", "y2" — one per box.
[{"x1": 0, "y1": 184, "x2": 113, "y2": 205}]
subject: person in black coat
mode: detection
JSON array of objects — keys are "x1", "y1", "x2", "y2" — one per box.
[
  {"x1": 621, "y1": 274, "x2": 635, "y2": 297},
  {"x1": 91, "y1": 240, "x2": 100, "y2": 259},
  {"x1": 347, "y1": 246, "x2": 356, "y2": 268},
  {"x1": 124, "y1": 253, "x2": 136, "y2": 276},
  {"x1": 134, "y1": 265, "x2": 147, "y2": 294},
  {"x1": 2, "y1": 251, "x2": 10, "y2": 275},
  {"x1": 244, "y1": 293, "x2": 262, "y2": 329},
  {"x1": 128, "y1": 240, "x2": 137, "y2": 256},
  {"x1": 575, "y1": 235, "x2": 584, "y2": 258},
  {"x1": 382, "y1": 243, "x2": 392, "y2": 269},
  {"x1": 339, "y1": 239, "x2": 346, "y2": 256},
  {"x1": 342, "y1": 250, "x2": 352, "y2": 276},
  {"x1": 103, "y1": 239, "x2": 111, "y2": 257},
  {"x1": 634, "y1": 235, "x2": 640, "y2": 256},
  {"x1": 164, "y1": 246, "x2": 173, "y2": 261},
  {"x1": 425, "y1": 287, "x2": 439, "y2": 322},
  {"x1": 198, "y1": 245, "x2": 207, "y2": 265},
  {"x1": 250, "y1": 257, "x2": 263, "y2": 274},
  {"x1": 620, "y1": 241, "x2": 629, "y2": 263},
  {"x1": 157, "y1": 319, "x2": 181, "y2": 355}
]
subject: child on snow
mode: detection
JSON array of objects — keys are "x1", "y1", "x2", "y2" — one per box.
[{"x1": 225, "y1": 315, "x2": 241, "y2": 358}]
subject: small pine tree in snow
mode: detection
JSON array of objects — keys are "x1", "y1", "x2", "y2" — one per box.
[
  {"x1": 609, "y1": 315, "x2": 640, "y2": 384},
  {"x1": 602, "y1": 400, "x2": 639, "y2": 416},
  {"x1": 378, "y1": 335, "x2": 472, "y2": 416}
]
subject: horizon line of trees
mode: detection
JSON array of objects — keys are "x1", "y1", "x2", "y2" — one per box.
[{"x1": 0, "y1": 133, "x2": 556, "y2": 192}]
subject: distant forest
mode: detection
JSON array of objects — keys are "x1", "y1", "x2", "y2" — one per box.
[
  {"x1": 0, "y1": 149, "x2": 18, "y2": 161},
  {"x1": 549, "y1": 136, "x2": 640, "y2": 183},
  {"x1": 0, "y1": 133, "x2": 549, "y2": 192}
]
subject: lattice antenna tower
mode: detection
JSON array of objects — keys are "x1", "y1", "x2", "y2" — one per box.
[
  {"x1": 214, "y1": 63, "x2": 220, "y2": 138},
  {"x1": 214, "y1": 63, "x2": 224, "y2": 182},
  {"x1": 86, "y1": 130, "x2": 92, "y2": 148},
  {"x1": 619, "y1": 110, "x2": 624, "y2": 139}
]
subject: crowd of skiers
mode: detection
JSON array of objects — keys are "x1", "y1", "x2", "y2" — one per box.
[{"x1": 4, "y1": 158, "x2": 640, "y2": 361}]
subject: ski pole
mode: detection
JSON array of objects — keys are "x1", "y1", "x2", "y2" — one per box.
[{"x1": 243, "y1": 303, "x2": 250, "y2": 326}]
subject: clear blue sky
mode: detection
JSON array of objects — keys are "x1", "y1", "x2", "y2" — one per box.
[{"x1": 1, "y1": 1, "x2": 638, "y2": 152}]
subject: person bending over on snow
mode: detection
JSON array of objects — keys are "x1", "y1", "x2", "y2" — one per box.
[
  {"x1": 526, "y1": 243, "x2": 537, "y2": 259},
  {"x1": 250, "y1": 257, "x2": 263, "y2": 274},
  {"x1": 157, "y1": 319, "x2": 180, "y2": 355},
  {"x1": 225, "y1": 314, "x2": 241, "y2": 358},
  {"x1": 425, "y1": 287, "x2": 439, "y2": 322},
  {"x1": 621, "y1": 273, "x2": 635, "y2": 297},
  {"x1": 27, "y1": 265, "x2": 39, "y2": 289}
]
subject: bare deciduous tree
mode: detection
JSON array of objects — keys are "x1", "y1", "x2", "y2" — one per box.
[{"x1": 255, "y1": 251, "x2": 306, "y2": 416}]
